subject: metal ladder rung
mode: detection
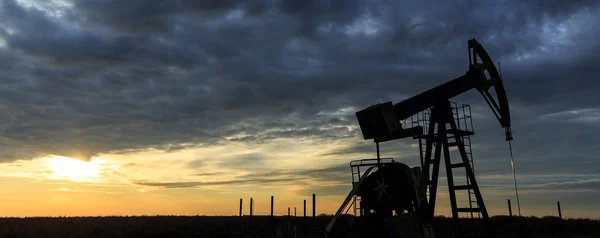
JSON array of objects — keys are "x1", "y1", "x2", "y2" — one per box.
[
  {"x1": 456, "y1": 208, "x2": 483, "y2": 213},
  {"x1": 449, "y1": 163, "x2": 466, "y2": 168},
  {"x1": 453, "y1": 185, "x2": 474, "y2": 190}
]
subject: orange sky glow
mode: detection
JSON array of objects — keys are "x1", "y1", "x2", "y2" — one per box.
[{"x1": 0, "y1": 142, "x2": 596, "y2": 219}]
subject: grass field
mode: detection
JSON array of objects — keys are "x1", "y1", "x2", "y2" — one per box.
[{"x1": 0, "y1": 215, "x2": 598, "y2": 237}]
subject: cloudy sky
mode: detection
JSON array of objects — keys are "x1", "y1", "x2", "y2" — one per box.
[{"x1": 0, "y1": 0, "x2": 598, "y2": 218}]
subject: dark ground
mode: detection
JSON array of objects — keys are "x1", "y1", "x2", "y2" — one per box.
[{"x1": 0, "y1": 215, "x2": 598, "y2": 238}]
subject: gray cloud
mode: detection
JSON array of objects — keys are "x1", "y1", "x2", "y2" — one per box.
[
  {"x1": 186, "y1": 159, "x2": 206, "y2": 169},
  {"x1": 229, "y1": 163, "x2": 351, "y2": 185},
  {"x1": 296, "y1": 184, "x2": 350, "y2": 197},
  {"x1": 132, "y1": 177, "x2": 298, "y2": 189},
  {"x1": 135, "y1": 163, "x2": 353, "y2": 189},
  {"x1": 191, "y1": 172, "x2": 223, "y2": 177},
  {"x1": 217, "y1": 153, "x2": 267, "y2": 170},
  {"x1": 535, "y1": 179, "x2": 600, "y2": 192}
]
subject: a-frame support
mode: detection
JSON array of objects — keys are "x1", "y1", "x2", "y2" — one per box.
[{"x1": 421, "y1": 100, "x2": 493, "y2": 237}]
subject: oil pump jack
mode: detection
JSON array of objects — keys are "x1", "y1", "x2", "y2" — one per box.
[{"x1": 325, "y1": 39, "x2": 513, "y2": 238}]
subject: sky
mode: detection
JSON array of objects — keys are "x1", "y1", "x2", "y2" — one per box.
[{"x1": 0, "y1": 0, "x2": 598, "y2": 218}]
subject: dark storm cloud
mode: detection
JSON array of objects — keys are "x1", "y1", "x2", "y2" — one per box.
[
  {"x1": 0, "y1": 0, "x2": 138, "y2": 66},
  {"x1": 0, "y1": 0, "x2": 598, "y2": 199},
  {"x1": 72, "y1": 0, "x2": 246, "y2": 33}
]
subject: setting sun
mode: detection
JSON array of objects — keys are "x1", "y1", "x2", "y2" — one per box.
[{"x1": 48, "y1": 156, "x2": 100, "y2": 182}]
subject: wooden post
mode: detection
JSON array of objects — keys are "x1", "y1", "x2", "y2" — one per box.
[
  {"x1": 239, "y1": 198, "x2": 243, "y2": 233},
  {"x1": 557, "y1": 201, "x2": 562, "y2": 220},
  {"x1": 294, "y1": 207, "x2": 297, "y2": 237},
  {"x1": 271, "y1": 196, "x2": 275, "y2": 238},
  {"x1": 303, "y1": 199, "x2": 307, "y2": 238},
  {"x1": 250, "y1": 198, "x2": 253, "y2": 221},
  {"x1": 239, "y1": 198, "x2": 243, "y2": 218},
  {"x1": 508, "y1": 199, "x2": 512, "y2": 217},
  {"x1": 312, "y1": 194, "x2": 316, "y2": 238}
]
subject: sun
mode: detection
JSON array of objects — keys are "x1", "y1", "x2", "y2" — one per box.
[{"x1": 47, "y1": 156, "x2": 100, "y2": 182}]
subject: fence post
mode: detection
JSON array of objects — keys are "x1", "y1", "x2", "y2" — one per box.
[
  {"x1": 239, "y1": 198, "x2": 243, "y2": 232},
  {"x1": 239, "y1": 198, "x2": 243, "y2": 218},
  {"x1": 304, "y1": 199, "x2": 307, "y2": 238},
  {"x1": 312, "y1": 194, "x2": 316, "y2": 238},
  {"x1": 250, "y1": 198, "x2": 253, "y2": 221},
  {"x1": 271, "y1": 196, "x2": 274, "y2": 238},
  {"x1": 557, "y1": 201, "x2": 562, "y2": 220},
  {"x1": 508, "y1": 199, "x2": 512, "y2": 217}
]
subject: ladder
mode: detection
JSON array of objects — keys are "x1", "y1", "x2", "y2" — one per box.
[
  {"x1": 447, "y1": 133, "x2": 481, "y2": 219},
  {"x1": 353, "y1": 196, "x2": 361, "y2": 216},
  {"x1": 416, "y1": 101, "x2": 492, "y2": 237},
  {"x1": 464, "y1": 135, "x2": 480, "y2": 218},
  {"x1": 451, "y1": 104, "x2": 480, "y2": 219},
  {"x1": 350, "y1": 164, "x2": 362, "y2": 216},
  {"x1": 443, "y1": 107, "x2": 490, "y2": 237}
]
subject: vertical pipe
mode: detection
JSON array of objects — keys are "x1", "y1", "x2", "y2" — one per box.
[
  {"x1": 312, "y1": 194, "x2": 316, "y2": 238},
  {"x1": 288, "y1": 207, "x2": 291, "y2": 238},
  {"x1": 557, "y1": 201, "x2": 562, "y2": 220},
  {"x1": 508, "y1": 199, "x2": 512, "y2": 217},
  {"x1": 295, "y1": 207, "x2": 297, "y2": 217},
  {"x1": 376, "y1": 142, "x2": 381, "y2": 167},
  {"x1": 271, "y1": 196, "x2": 274, "y2": 217}
]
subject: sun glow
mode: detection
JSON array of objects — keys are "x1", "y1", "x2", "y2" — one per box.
[{"x1": 48, "y1": 156, "x2": 100, "y2": 182}]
